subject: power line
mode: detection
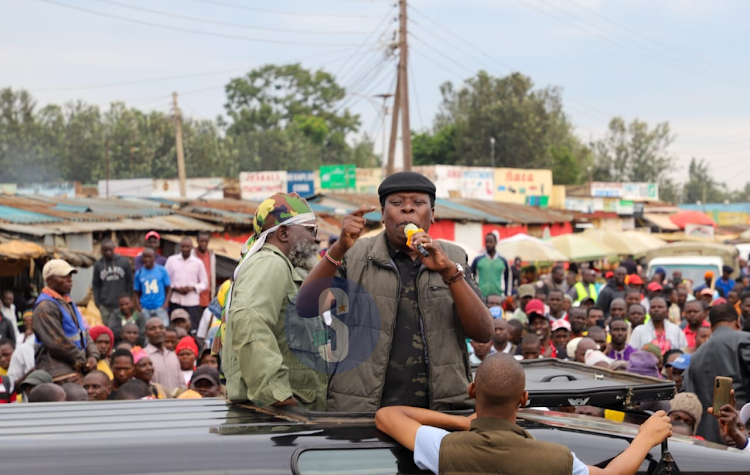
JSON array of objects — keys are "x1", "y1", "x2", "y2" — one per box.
[
  {"x1": 409, "y1": 61, "x2": 424, "y2": 130},
  {"x1": 409, "y1": 34, "x2": 475, "y2": 76},
  {"x1": 561, "y1": 0, "x2": 750, "y2": 84},
  {"x1": 92, "y1": 0, "x2": 370, "y2": 35},
  {"x1": 411, "y1": 47, "x2": 467, "y2": 82},
  {"x1": 37, "y1": 0, "x2": 359, "y2": 46},
  {"x1": 187, "y1": 0, "x2": 380, "y2": 18},
  {"x1": 332, "y1": 6, "x2": 397, "y2": 83}
]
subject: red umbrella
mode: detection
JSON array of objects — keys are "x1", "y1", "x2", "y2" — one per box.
[{"x1": 669, "y1": 210, "x2": 717, "y2": 229}]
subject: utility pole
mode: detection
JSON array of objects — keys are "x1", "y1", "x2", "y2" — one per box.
[
  {"x1": 105, "y1": 137, "x2": 110, "y2": 198},
  {"x1": 386, "y1": 0, "x2": 412, "y2": 175},
  {"x1": 490, "y1": 137, "x2": 496, "y2": 168},
  {"x1": 375, "y1": 93, "x2": 393, "y2": 175},
  {"x1": 172, "y1": 92, "x2": 187, "y2": 199}
]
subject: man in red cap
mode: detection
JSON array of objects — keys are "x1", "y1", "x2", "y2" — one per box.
[
  {"x1": 134, "y1": 231, "x2": 167, "y2": 271},
  {"x1": 526, "y1": 299, "x2": 556, "y2": 358}
]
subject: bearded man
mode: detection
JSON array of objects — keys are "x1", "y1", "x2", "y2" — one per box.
[{"x1": 222, "y1": 193, "x2": 326, "y2": 409}]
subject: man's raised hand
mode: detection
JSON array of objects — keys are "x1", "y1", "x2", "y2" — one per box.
[{"x1": 332, "y1": 205, "x2": 376, "y2": 256}]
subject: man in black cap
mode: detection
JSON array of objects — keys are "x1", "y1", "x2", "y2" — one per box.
[{"x1": 299, "y1": 171, "x2": 492, "y2": 412}]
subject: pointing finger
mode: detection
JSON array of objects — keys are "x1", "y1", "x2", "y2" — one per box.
[{"x1": 350, "y1": 205, "x2": 377, "y2": 217}]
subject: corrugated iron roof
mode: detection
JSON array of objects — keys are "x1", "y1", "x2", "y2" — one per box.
[
  {"x1": 0, "y1": 215, "x2": 221, "y2": 236},
  {"x1": 0, "y1": 204, "x2": 62, "y2": 224},
  {"x1": 451, "y1": 198, "x2": 573, "y2": 224}
]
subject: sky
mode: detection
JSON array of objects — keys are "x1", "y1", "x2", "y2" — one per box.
[{"x1": 2, "y1": 0, "x2": 749, "y2": 189}]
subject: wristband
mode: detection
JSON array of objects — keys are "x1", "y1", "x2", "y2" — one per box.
[{"x1": 324, "y1": 250, "x2": 342, "y2": 267}]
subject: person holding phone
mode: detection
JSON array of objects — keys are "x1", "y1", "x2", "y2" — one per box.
[
  {"x1": 376, "y1": 353, "x2": 673, "y2": 475},
  {"x1": 684, "y1": 303, "x2": 750, "y2": 443},
  {"x1": 708, "y1": 390, "x2": 750, "y2": 451}
]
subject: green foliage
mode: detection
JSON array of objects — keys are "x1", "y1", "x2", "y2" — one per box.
[
  {"x1": 682, "y1": 158, "x2": 728, "y2": 204},
  {"x1": 412, "y1": 71, "x2": 590, "y2": 183},
  {"x1": 591, "y1": 117, "x2": 675, "y2": 183},
  {"x1": 0, "y1": 64, "x2": 377, "y2": 183}
]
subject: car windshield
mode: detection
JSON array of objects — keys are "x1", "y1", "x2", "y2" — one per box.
[{"x1": 648, "y1": 264, "x2": 719, "y2": 289}]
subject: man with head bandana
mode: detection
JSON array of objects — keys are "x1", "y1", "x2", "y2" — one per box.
[
  {"x1": 298, "y1": 171, "x2": 493, "y2": 412},
  {"x1": 221, "y1": 193, "x2": 326, "y2": 409}
]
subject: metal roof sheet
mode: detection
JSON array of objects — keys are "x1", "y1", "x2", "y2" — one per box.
[
  {"x1": 451, "y1": 198, "x2": 573, "y2": 224},
  {"x1": 53, "y1": 203, "x2": 90, "y2": 213},
  {"x1": 0, "y1": 204, "x2": 62, "y2": 224},
  {"x1": 435, "y1": 199, "x2": 509, "y2": 224},
  {"x1": 0, "y1": 215, "x2": 221, "y2": 236}
]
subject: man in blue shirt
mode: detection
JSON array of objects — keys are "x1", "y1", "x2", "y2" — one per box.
[
  {"x1": 133, "y1": 248, "x2": 171, "y2": 326},
  {"x1": 715, "y1": 265, "x2": 735, "y2": 298},
  {"x1": 471, "y1": 233, "x2": 513, "y2": 298},
  {"x1": 375, "y1": 353, "x2": 673, "y2": 475}
]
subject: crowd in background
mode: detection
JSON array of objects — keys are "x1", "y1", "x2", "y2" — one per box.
[
  {"x1": 467, "y1": 231, "x2": 750, "y2": 449},
  {"x1": 1, "y1": 225, "x2": 750, "y2": 452}
]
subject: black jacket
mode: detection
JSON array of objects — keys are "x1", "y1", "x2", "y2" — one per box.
[
  {"x1": 684, "y1": 325, "x2": 750, "y2": 443},
  {"x1": 597, "y1": 279, "x2": 625, "y2": 319},
  {"x1": 0, "y1": 317, "x2": 16, "y2": 346},
  {"x1": 92, "y1": 254, "x2": 133, "y2": 308}
]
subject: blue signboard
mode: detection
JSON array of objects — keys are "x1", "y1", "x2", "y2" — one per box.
[{"x1": 287, "y1": 171, "x2": 315, "y2": 196}]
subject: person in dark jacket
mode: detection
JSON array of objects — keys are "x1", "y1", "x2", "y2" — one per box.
[
  {"x1": 684, "y1": 303, "x2": 750, "y2": 444},
  {"x1": 597, "y1": 267, "x2": 627, "y2": 319},
  {"x1": 0, "y1": 308, "x2": 16, "y2": 345},
  {"x1": 92, "y1": 239, "x2": 133, "y2": 323},
  {"x1": 34, "y1": 259, "x2": 100, "y2": 383}
]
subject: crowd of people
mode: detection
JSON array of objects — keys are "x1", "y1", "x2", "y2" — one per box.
[
  {"x1": 0, "y1": 171, "x2": 748, "y2": 473},
  {"x1": 467, "y1": 235, "x2": 750, "y2": 449},
  {"x1": 0, "y1": 231, "x2": 222, "y2": 403}
]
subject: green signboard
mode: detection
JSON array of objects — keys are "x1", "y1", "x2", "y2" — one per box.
[{"x1": 320, "y1": 165, "x2": 356, "y2": 190}]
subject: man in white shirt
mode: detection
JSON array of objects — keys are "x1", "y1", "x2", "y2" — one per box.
[
  {"x1": 629, "y1": 297, "x2": 686, "y2": 353},
  {"x1": 165, "y1": 237, "x2": 208, "y2": 334},
  {"x1": 375, "y1": 353, "x2": 673, "y2": 475}
]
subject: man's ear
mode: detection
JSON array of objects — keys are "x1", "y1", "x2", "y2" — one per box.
[
  {"x1": 468, "y1": 382, "x2": 476, "y2": 400},
  {"x1": 430, "y1": 208, "x2": 435, "y2": 224},
  {"x1": 276, "y1": 225, "x2": 289, "y2": 243},
  {"x1": 518, "y1": 390, "x2": 529, "y2": 408}
]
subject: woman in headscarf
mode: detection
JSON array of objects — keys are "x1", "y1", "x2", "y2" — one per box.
[
  {"x1": 131, "y1": 347, "x2": 170, "y2": 399},
  {"x1": 90, "y1": 325, "x2": 115, "y2": 379}
]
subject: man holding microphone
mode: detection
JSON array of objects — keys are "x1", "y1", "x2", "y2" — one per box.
[{"x1": 298, "y1": 171, "x2": 492, "y2": 412}]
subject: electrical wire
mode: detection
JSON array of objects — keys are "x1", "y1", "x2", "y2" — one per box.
[
  {"x1": 187, "y1": 0, "x2": 380, "y2": 19},
  {"x1": 410, "y1": 47, "x2": 467, "y2": 82},
  {"x1": 92, "y1": 0, "x2": 371, "y2": 35},
  {"x1": 37, "y1": 0, "x2": 360, "y2": 46},
  {"x1": 332, "y1": 6, "x2": 397, "y2": 84},
  {"x1": 561, "y1": 0, "x2": 750, "y2": 84},
  {"x1": 409, "y1": 60, "x2": 424, "y2": 130}
]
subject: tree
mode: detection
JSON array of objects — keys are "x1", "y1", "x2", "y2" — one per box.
[
  {"x1": 412, "y1": 71, "x2": 590, "y2": 182},
  {"x1": 591, "y1": 117, "x2": 676, "y2": 183},
  {"x1": 682, "y1": 158, "x2": 727, "y2": 204},
  {"x1": 223, "y1": 63, "x2": 377, "y2": 171}
]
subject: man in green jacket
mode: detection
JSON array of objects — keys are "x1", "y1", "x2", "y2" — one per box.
[
  {"x1": 299, "y1": 172, "x2": 493, "y2": 412},
  {"x1": 222, "y1": 193, "x2": 327, "y2": 410}
]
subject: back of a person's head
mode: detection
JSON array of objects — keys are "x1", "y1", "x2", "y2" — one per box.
[
  {"x1": 112, "y1": 348, "x2": 134, "y2": 364},
  {"x1": 475, "y1": 353, "x2": 526, "y2": 407},
  {"x1": 114, "y1": 379, "x2": 149, "y2": 400},
  {"x1": 709, "y1": 303, "x2": 739, "y2": 327},
  {"x1": 587, "y1": 326, "x2": 605, "y2": 339},
  {"x1": 521, "y1": 333, "x2": 540, "y2": 346},
  {"x1": 28, "y1": 383, "x2": 66, "y2": 403},
  {"x1": 62, "y1": 383, "x2": 88, "y2": 402}
]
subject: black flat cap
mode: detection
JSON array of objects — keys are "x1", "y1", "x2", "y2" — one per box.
[{"x1": 378, "y1": 171, "x2": 436, "y2": 206}]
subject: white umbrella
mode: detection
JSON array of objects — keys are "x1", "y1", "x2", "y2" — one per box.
[
  {"x1": 622, "y1": 231, "x2": 668, "y2": 251},
  {"x1": 498, "y1": 233, "x2": 550, "y2": 246},
  {"x1": 583, "y1": 229, "x2": 650, "y2": 256},
  {"x1": 495, "y1": 239, "x2": 568, "y2": 263},
  {"x1": 548, "y1": 234, "x2": 617, "y2": 262}
]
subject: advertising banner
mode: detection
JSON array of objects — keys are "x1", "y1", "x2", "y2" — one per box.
[
  {"x1": 320, "y1": 165, "x2": 356, "y2": 190},
  {"x1": 240, "y1": 171, "x2": 287, "y2": 201},
  {"x1": 355, "y1": 168, "x2": 383, "y2": 194},
  {"x1": 494, "y1": 168, "x2": 552, "y2": 204},
  {"x1": 17, "y1": 182, "x2": 76, "y2": 198},
  {"x1": 685, "y1": 224, "x2": 715, "y2": 240},
  {"x1": 286, "y1": 171, "x2": 315, "y2": 196},
  {"x1": 461, "y1": 167, "x2": 494, "y2": 200}
]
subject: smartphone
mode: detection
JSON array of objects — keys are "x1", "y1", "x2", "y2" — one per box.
[{"x1": 713, "y1": 376, "x2": 733, "y2": 414}]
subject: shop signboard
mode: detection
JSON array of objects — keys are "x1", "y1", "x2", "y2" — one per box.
[
  {"x1": 495, "y1": 168, "x2": 552, "y2": 205},
  {"x1": 286, "y1": 171, "x2": 315, "y2": 196},
  {"x1": 320, "y1": 165, "x2": 356, "y2": 190},
  {"x1": 240, "y1": 171, "x2": 287, "y2": 201},
  {"x1": 461, "y1": 168, "x2": 494, "y2": 200}
]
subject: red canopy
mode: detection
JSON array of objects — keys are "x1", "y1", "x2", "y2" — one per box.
[{"x1": 669, "y1": 210, "x2": 717, "y2": 229}]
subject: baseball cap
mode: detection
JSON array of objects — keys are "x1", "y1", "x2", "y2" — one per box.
[
  {"x1": 517, "y1": 284, "x2": 535, "y2": 299},
  {"x1": 489, "y1": 306, "x2": 503, "y2": 319},
  {"x1": 42, "y1": 259, "x2": 77, "y2": 280},
  {"x1": 191, "y1": 366, "x2": 220, "y2": 386},
  {"x1": 19, "y1": 370, "x2": 53, "y2": 390},
  {"x1": 711, "y1": 297, "x2": 727, "y2": 307},
  {"x1": 145, "y1": 231, "x2": 161, "y2": 241},
  {"x1": 723, "y1": 265, "x2": 734, "y2": 274},
  {"x1": 628, "y1": 275, "x2": 644, "y2": 285},
  {"x1": 525, "y1": 299, "x2": 545, "y2": 318},
  {"x1": 666, "y1": 353, "x2": 691, "y2": 370},
  {"x1": 739, "y1": 403, "x2": 750, "y2": 426},
  {"x1": 647, "y1": 282, "x2": 663, "y2": 292},
  {"x1": 585, "y1": 349, "x2": 613, "y2": 367},
  {"x1": 704, "y1": 271, "x2": 714, "y2": 279},
  {"x1": 700, "y1": 288, "x2": 714, "y2": 296},
  {"x1": 170, "y1": 308, "x2": 190, "y2": 322},
  {"x1": 551, "y1": 319, "x2": 572, "y2": 332}
]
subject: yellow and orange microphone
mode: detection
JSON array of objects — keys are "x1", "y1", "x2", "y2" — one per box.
[{"x1": 404, "y1": 223, "x2": 430, "y2": 257}]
